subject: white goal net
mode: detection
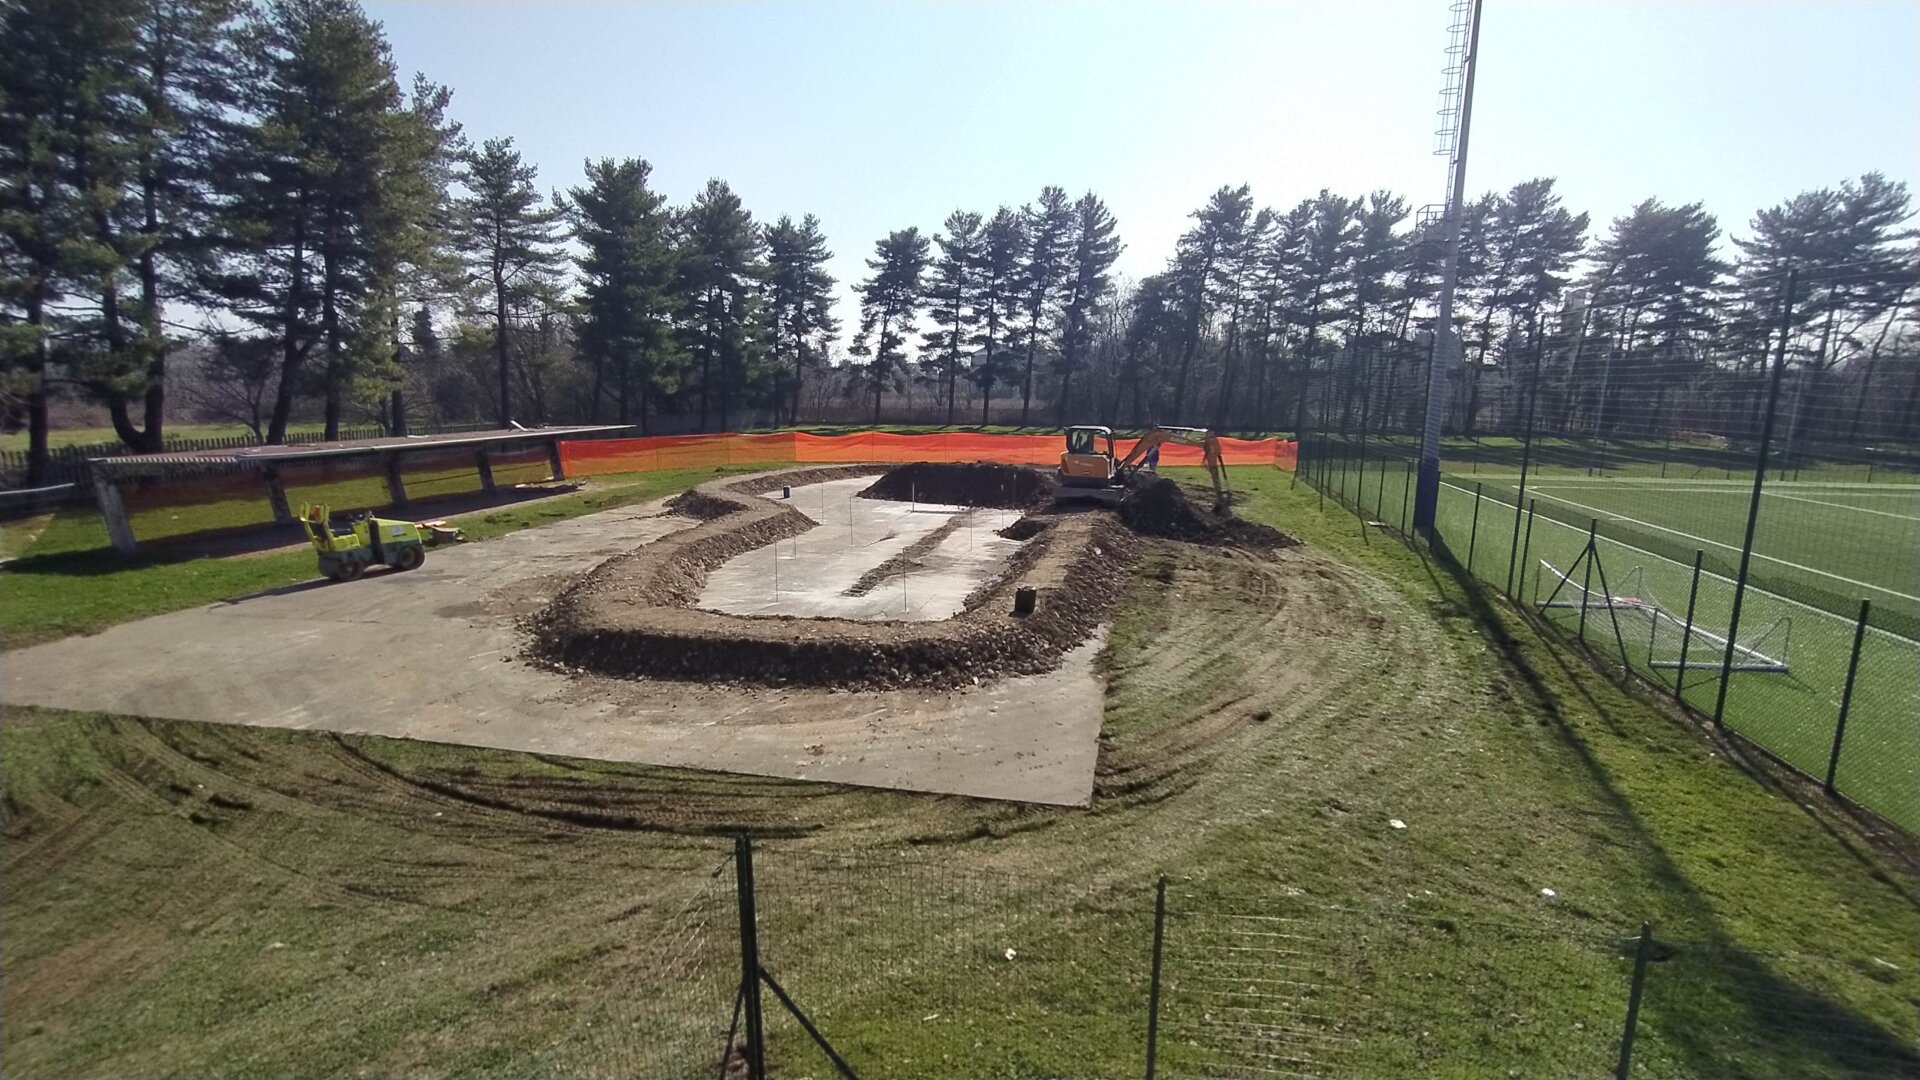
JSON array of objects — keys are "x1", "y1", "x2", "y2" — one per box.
[{"x1": 1534, "y1": 558, "x2": 1790, "y2": 675}]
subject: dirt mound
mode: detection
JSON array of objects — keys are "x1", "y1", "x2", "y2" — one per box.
[
  {"x1": 663, "y1": 488, "x2": 738, "y2": 520},
  {"x1": 858, "y1": 462, "x2": 1050, "y2": 509},
  {"x1": 1119, "y1": 477, "x2": 1296, "y2": 549},
  {"x1": 526, "y1": 466, "x2": 1136, "y2": 691}
]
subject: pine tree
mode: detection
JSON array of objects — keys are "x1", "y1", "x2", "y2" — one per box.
[
  {"x1": 1118, "y1": 274, "x2": 1182, "y2": 425},
  {"x1": 1167, "y1": 184, "x2": 1252, "y2": 421},
  {"x1": 1458, "y1": 178, "x2": 1586, "y2": 434},
  {"x1": 1211, "y1": 206, "x2": 1272, "y2": 430},
  {"x1": 1580, "y1": 200, "x2": 1726, "y2": 434},
  {"x1": 1738, "y1": 174, "x2": 1916, "y2": 368},
  {"x1": 1335, "y1": 191, "x2": 1411, "y2": 434},
  {"x1": 372, "y1": 74, "x2": 463, "y2": 435},
  {"x1": 1348, "y1": 192, "x2": 1411, "y2": 343},
  {"x1": 848, "y1": 228, "x2": 930, "y2": 424},
  {"x1": 0, "y1": 0, "x2": 144, "y2": 475},
  {"x1": 450, "y1": 136, "x2": 566, "y2": 428},
  {"x1": 564, "y1": 157, "x2": 679, "y2": 426},
  {"x1": 34, "y1": 0, "x2": 250, "y2": 453},
  {"x1": 1054, "y1": 193, "x2": 1121, "y2": 423},
  {"x1": 923, "y1": 210, "x2": 983, "y2": 425},
  {"x1": 675, "y1": 179, "x2": 764, "y2": 432},
  {"x1": 214, "y1": 0, "x2": 428, "y2": 441},
  {"x1": 968, "y1": 207, "x2": 1026, "y2": 424},
  {"x1": 763, "y1": 213, "x2": 837, "y2": 425},
  {"x1": 1735, "y1": 174, "x2": 1916, "y2": 459},
  {"x1": 1016, "y1": 186, "x2": 1074, "y2": 424}
]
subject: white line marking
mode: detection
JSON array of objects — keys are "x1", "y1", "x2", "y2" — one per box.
[
  {"x1": 1509, "y1": 486, "x2": 1918, "y2": 604},
  {"x1": 1441, "y1": 480, "x2": 1920, "y2": 643},
  {"x1": 1763, "y1": 490, "x2": 1920, "y2": 521},
  {"x1": 1523, "y1": 482, "x2": 1920, "y2": 517},
  {"x1": 1458, "y1": 473, "x2": 1919, "y2": 493}
]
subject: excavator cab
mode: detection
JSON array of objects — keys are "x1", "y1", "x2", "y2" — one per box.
[{"x1": 1059, "y1": 425, "x2": 1118, "y2": 486}]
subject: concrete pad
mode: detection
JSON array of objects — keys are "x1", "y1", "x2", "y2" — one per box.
[
  {"x1": 1, "y1": 485, "x2": 1105, "y2": 806},
  {"x1": 699, "y1": 477, "x2": 1028, "y2": 621}
]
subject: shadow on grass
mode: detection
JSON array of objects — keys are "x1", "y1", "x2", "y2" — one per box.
[{"x1": 1418, "y1": 529, "x2": 1919, "y2": 1078}]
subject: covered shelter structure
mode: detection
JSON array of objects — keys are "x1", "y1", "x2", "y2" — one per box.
[{"x1": 88, "y1": 426, "x2": 629, "y2": 554}]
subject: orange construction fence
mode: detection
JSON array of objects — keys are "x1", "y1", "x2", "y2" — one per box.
[{"x1": 559, "y1": 431, "x2": 1297, "y2": 477}]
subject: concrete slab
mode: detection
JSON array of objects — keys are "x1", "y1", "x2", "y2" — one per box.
[
  {"x1": 1, "y1": 484, "x2": 1105, "y2": 806},
  {"x1": 699, "y1": 477, "x2": 1028, "y2": 621}
]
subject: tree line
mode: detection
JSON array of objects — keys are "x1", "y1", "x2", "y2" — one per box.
[{"x1": 5, "y1": 0, "x2": 1916, "y2": 487}]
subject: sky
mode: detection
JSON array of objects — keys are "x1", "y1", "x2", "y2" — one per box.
[{"x1": 364, "y1": 0, "x2": 1919, "y2": 342}]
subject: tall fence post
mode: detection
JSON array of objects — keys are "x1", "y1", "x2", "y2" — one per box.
[
  {"x1": 1506, "y1": 322, "x2": 1544, "y2": 598},
  {"x1": 1824, "y1": 599, "x2": 1872, "y2": 795},
  {"x1": 734, "y1": 835, "x2": 767, "y2": 1080},
  {"x1": 1714, "y1": 268, "x2": 1796, "y2": 729},
  {"x1": 1145, "y1": 876, "x2": 1168, "y2": 1080},
  {"x1": 1516, "y1": 499, "x2": 1537, "y2": 603},
  {"x1": 1400, "y1": 460, "x2": 1412, "y2": 533},
  {"x1": 1467, "y1": 482, "x2": 1483, "y2": 573},
  {"x1": 1578, "y1": 521, "x2": 1599, "y2": 641},
  {"x1": 1616, "y1": 922, "x2": 1654, "y2": 1080},
  {"x1": 1674, "y1": 550, "x2": 1704, "y2": 702},
  {"x1": 1376, "y1": 456, "x2": 1388, "y2": 521},
  {"x1": 1354, "y1": 434, "x2": 1369, "y2": 516}
]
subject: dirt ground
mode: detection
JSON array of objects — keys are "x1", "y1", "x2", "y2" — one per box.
[
  {"x1": 2, "y1": 464, "x2": 1303, "y2": 808},
  {"x1": 0, "y1": 469, "x2": 1114, "y2": 805}
]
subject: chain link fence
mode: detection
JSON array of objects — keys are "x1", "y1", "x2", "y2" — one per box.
[
  {"x1": 1295, "y1": 268, "x2": 1919, "y2": 834},
  {"x1": 578, "y1": 839, "x2": 1916, "y2": 1079}
]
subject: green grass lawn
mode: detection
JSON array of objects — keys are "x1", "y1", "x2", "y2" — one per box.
[
  {"x1": 2, "y1": 465, "x2": 1915, "y2": 1078},
  {"x1": 0, "y1": 422, "x2": 342, "y2": 453},
  {"x1": 0, "y1": 463, "x2": 785, "y2": 650},
  {"x1": 1312, "y1": 453, "x2": 1919, "y2": 832}
]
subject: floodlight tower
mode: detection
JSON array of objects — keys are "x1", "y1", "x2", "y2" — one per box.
[{"x1": 1411, "y1": 0, "x2": 1484, "y2": 534}]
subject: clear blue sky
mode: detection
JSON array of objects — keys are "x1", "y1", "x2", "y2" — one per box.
[{"x1": 367, "y1": 1, "x2": 1918, "y2": 340}]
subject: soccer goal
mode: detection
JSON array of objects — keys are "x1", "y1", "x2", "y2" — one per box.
[{"x1": 1534, "y1": 558, "x2": 1791, "y2": 675}]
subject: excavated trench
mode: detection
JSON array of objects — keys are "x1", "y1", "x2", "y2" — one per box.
[{"x1": 526, "y1": 462, "x2": 1290, "y2": 690}]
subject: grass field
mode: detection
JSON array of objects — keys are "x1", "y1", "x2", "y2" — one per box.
[
  {"x1": 1312, "y1": 450, "x2": 1919, "y2": 832},
  {"x1": 0, "y1": 463, "x2": 787, "y2": 650},
  {"x1": 2, "y1": 468, "x2": 1916, "y2": 1078},
  {"x1": 0, "y1": 422, "x2": 343, "y2": 453}
]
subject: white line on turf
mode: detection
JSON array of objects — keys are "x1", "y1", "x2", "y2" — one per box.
[
  {"x1": 1456, "y1": 474, "x2": 1919, "y2": 493},
  {"x1": 1519, "y1": 483, "x2": 1920, "y2": 518},
  {"x1": 1761, "y1": 490, "x2": 1920, "y2": 521},
  {"x1": 1443, "y1": 474, "x2": 1920, "y2": 618},
  {"x1": 1452, "y1": 487, "x2": 1916, "y2": 647},
  {"x1": 1514, "y1": 486, "x2": 1917, "y2": 602}
]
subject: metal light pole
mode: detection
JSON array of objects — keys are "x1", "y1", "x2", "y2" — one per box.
[{"x1": 1412, "y1": 0, "x2": 1485, "y2": 535}]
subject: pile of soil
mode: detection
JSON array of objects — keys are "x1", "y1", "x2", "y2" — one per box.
[
  {"x1": 1118, "y1": 476, "x2": 1296, "y2": 550},
  {"x1": 858, "y1": 462, "x2": 1051, "y2": 509}
]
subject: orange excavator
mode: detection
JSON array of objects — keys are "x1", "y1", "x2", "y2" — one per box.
[{"x1": 1054, "y1": 425, "x2": 1229, "y2": 510}]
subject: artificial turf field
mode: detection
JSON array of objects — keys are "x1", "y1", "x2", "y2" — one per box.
[{"x1": 1314, "y1": 454, "x2": 1918, "y2": 832}]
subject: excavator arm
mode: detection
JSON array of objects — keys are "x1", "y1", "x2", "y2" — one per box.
[{"x1": 1118, "y1": 427, "x2": 1229, "y2": 510}]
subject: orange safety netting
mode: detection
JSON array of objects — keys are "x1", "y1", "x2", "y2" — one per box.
[{"x1": 559, "y1": 431, "x2": 1298, "y2": 477}]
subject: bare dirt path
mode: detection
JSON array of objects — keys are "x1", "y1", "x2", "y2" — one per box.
[{"x1": 1, "y1": 471, "x2": 1107, "y2": 805}]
